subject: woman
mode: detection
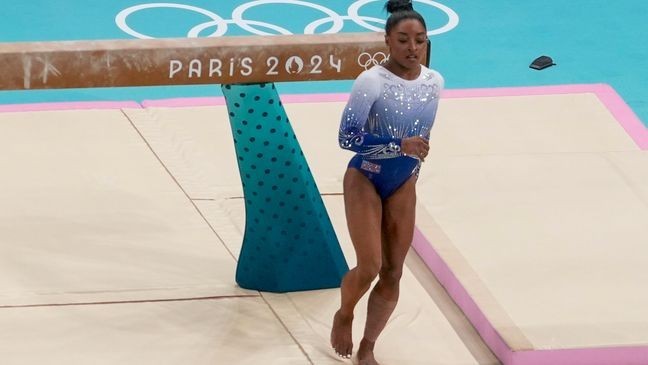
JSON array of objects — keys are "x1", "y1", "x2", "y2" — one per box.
[{"x1": 330, "y1": 0, "x2": 444, "y2": 364}]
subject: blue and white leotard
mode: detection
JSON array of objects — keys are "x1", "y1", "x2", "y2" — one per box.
[{"x1": 338, "y1": 65, "x2": 444, "y2": 199}]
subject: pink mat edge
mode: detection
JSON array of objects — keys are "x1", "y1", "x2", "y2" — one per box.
[
  {"x1": 411, "y1": 229, "x2": 648, "y2": 365},
  {"x1": 592, "y1": 84, "x2": 648, "y2": 150},
  {"x1": 139, "y1": 93, "x2": 351, "y2": 107},
  {"x1": 141, "y1": 96, "x2": 225, "y2": 108},
  {"x1": 0, "y1": 101, "x2": 141, "y2": 112},
  {"x1": 411, "y1": 229, "x2": 513, "y2": 365}
]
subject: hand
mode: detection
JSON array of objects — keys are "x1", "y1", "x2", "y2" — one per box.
[{"x1": 401, "y1": 136, "x2": 430, "y2": 161}]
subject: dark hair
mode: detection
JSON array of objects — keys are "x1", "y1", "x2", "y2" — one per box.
[{"x1": 384, "y1": 0, "x2": 427, "y2": 34}]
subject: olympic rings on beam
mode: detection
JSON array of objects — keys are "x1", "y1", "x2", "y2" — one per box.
[{"x1": 357, "y1": 51, "x2": 389, "y2": 70}]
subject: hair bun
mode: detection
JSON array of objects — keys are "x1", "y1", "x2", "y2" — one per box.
[{"x1": 385, "y1": 0, "x2": 414, "y2": 14}]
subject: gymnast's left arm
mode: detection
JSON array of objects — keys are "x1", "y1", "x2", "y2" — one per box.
[{"x1": 337, "y1": 71, "x2": 402, "y2": 156}]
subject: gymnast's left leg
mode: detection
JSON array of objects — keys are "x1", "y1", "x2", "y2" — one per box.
[{"x1": 357, "y1": 174, "x2": 417, "y2": 365}]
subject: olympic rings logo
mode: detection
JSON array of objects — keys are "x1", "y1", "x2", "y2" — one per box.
[
  {"x1": 115, "y1": 0, "x2": 459, "y2": 39},
  {"x1": 358, "y1": 52, "x2": 389, "y2": 70}
]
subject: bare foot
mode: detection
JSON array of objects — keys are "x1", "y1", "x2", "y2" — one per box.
[
  {"x1": 357, "y1": 338, "x2": 379, "y2": 365},
  {"x1": 330, "y1": 310, "x2": 354, "y2": 359}
]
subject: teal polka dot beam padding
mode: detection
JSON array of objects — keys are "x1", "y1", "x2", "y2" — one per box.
[{"x1": 222, "y1": 83, "x2": 349, "y2": 293}]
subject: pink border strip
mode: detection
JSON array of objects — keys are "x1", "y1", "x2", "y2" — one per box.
[
  {"x1": 0, "y1": 101, "x2": 141, "y2": 112},
  {"x1": 594, "y1": 84, "x2": 648, "y2": 150},
  {"x1": 279, "y1": 93, "x2": 350, "y2": 103},
  {"x1": 140, "y1": 93, "x2": 351, "y2": 108},
  {"x1": 142, "y1": 97, "x2": 225, "y2": 108},
  {"x1": 411, "y1": 228, "x2": 514, "y2": 364},
  {"x1": 412, "y1": 229, "x2": 648, "y2": 365},
  {"x1": 441, "y1": 84, "x2": 603, "y2": 98}
]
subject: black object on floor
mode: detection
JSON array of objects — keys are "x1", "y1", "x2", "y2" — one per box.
[{"x1": 530, "y1": 55, "x2": 556, "y2": 70}]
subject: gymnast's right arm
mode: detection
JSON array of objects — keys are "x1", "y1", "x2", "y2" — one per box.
[{"x1": 338, "y1": 71, "x2": 402, "y2": 157}]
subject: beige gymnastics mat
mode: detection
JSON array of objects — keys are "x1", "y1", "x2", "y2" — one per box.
[
  {"x1": 0, "y1": 109, "x2": 251, "y2": 307},
  {"x1": 130, "y1": 89, "x2": 647, "y2": 353},
  {"x1": 197, "y1": 195, "x2": 493, "y2": 365},
  {"x1": 415, "y1": 91, "x2": 648, "y2": 351},
  {"x1": 4, "y1": 86, "x2": 646, "y2": 363},
  {"x1": 122, "y1": 102, "x2": 354, "y2": 198},
  {"x1": 0, "y1": 297, "x2": 308, "y2": 365}
]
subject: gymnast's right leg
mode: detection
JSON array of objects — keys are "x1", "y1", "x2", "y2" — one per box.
[{"x1": 331, "y1": 168, "x2": 383, "y2": 359}]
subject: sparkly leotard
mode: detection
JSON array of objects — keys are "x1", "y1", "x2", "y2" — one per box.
[{"x1": 338, "y1": 64, "x2": 444, "y2": 199}]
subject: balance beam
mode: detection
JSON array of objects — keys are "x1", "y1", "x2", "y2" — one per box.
[{"x1": 0, "y1": 33, "x2": 421, "y2": 90}]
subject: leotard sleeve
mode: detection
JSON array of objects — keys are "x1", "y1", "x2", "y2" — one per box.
[{"x1": 338, "y1": 70, "x2": 402, "y2": 157}]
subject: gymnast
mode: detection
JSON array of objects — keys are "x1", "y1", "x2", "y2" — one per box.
[{"x1": 330, "y1": 0, "x2": 444, "y2": 363}]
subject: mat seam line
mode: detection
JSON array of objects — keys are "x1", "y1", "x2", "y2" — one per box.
[
  {"x1": 120, "y1": 108, "x2": 239, "y2": 262},
  {"x1": 120, "y1": 108, "x2": 314, "y2": 362},
  {"x1": 404, "y1": 252, "x2": 500, "y2": 365},
  {"x1": 259, "y1": 293, "x2": 315, "y2": 365},
  {"x1": 0, "y1": 295, "x2": 260, "y2": 309}
]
